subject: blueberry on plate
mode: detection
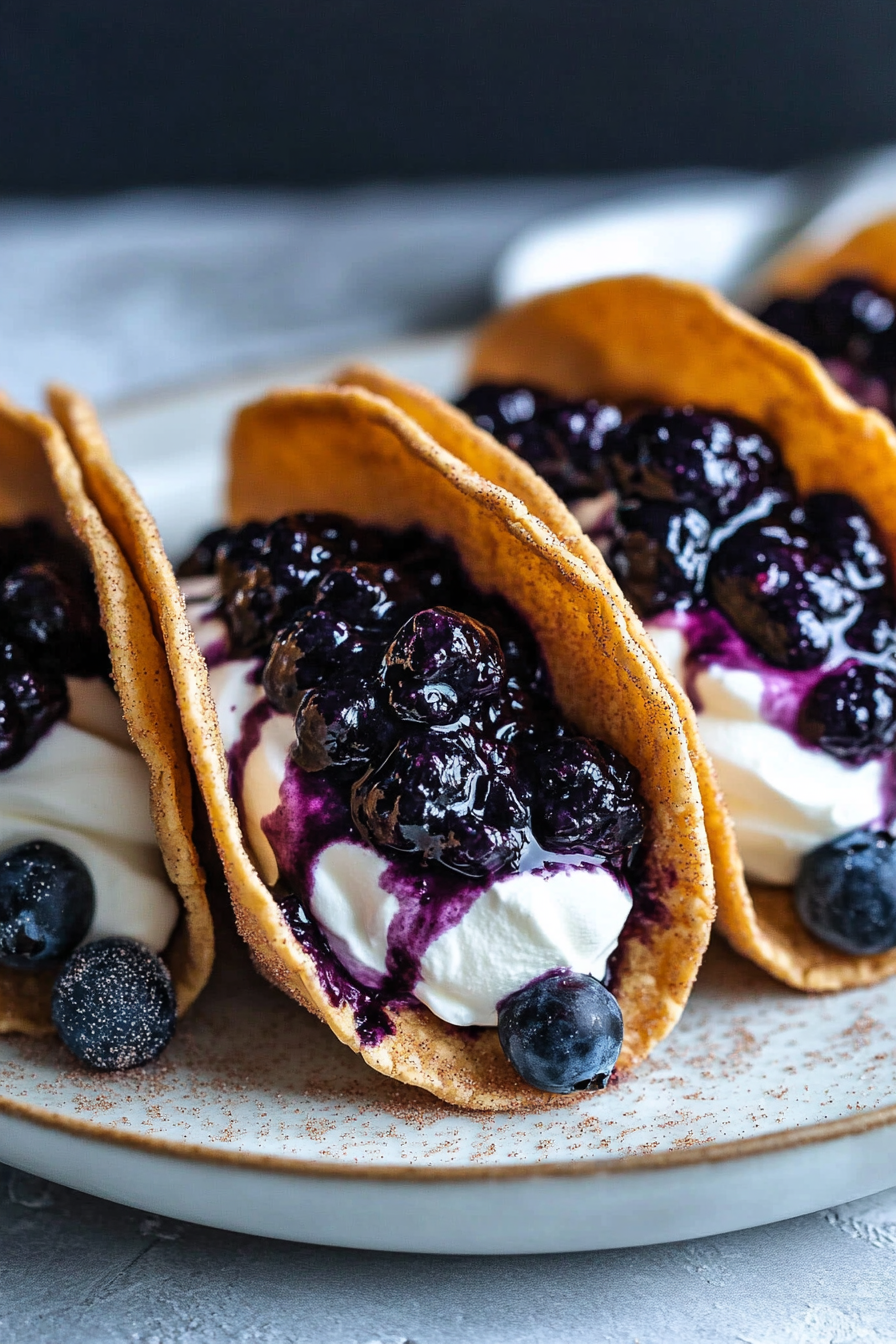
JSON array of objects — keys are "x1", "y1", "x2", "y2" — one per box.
[
  {"x1": 0, "y1": 840, "x2": 95, "y2": 968},
  {"x1": 794, "y1": 829, "x2": 896, "y2": 955},
  {"x1": 497, "y1": 970, "x2": 624, "y2": 1093},
  {"x1": 610, "y1": 498, "x2": 711, "y2": 615},
  {"x1": 381, "y1": 608, "x2": 505, "y2": 727},
  {"x1": 798, "y1": 662, "x2": 896, "y2": 764},
  {"x1": 51, "y1": 937, "x2": 177, "y2": 1071},
  {"x1": 529, "y1": 736, "x2": 645, "y2": 860}
]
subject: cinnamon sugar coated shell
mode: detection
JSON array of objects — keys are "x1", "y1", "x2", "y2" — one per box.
[
  {"x1": 340, "y1": 274, "x2": 896, "y2": 992},
  {"x1": 54, "y1": 382, "x2": 715, "y2": 1110}
]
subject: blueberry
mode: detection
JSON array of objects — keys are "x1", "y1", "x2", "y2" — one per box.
[
  {"x1": 381, "y1": 608, "x2": 505, "y2": 727},
  {"x1": 263, "y1": 610, "x2": 383, "y2": 714},
  {"x1": 758, "y1": 296, "x2": 823, "y2": 351},
  {"x1": 845, "y1": 596, "x2": 896, "y2": 658},
  {"x1": 794, "y1": 829, "x2": 896, "y2": 955},
  {"x1": 315, "y1": 562, "x2": 419, "y2": 631},
  {"x1": 708, "y1": 520, "x2": 835, "y2": 669},
  {"x1": 217, "y1": 518, "x2": 329, "y2": 654},
  {"x1": 497, "y1": 970, "x2": 624, "y2": 1093},
  {"x1": 456, "y1": 383, "x2": 555, "y2": 439},
  {"x1": 351, "y1": 730, "x2": 529, "y2": 878},
  {"x1": 1, "y1": 562, "x2": 108, "y2": 677},
  {"x1": 604, "y1": 407, "x2": 793, "y2": 524},
  {"x1": 0, "y1": 642, "x2": 68, "y2": 770},
  {"x1": 293, "y1": 683, "x2": 398, "y2": 772},
  {"x1": 813, "y1": 277, "x2": 896, "y2": 359},
  {"x1": 176, "y1": 526, "x2": 233, "y2": 578},
  {"x1": 0, "y1": 840, "x2": 94, "y2": 967},
  {"x1": 610, "y1": 498, "x2": 712, "y2": 615},
  {"x1": 529, "y1": 736, "x2": 645, "y2": 860},
  {"x1": 51, "y1": 937, "x2": 177, "y2": 1071},
  {"x1": 798, "y1": 663, "x2": 896, "y2": 764},
  {"x1": 802, "y1": 493, "x2": 890, "y2": 592}
]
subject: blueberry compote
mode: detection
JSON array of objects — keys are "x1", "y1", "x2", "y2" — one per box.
[
  {"x1": 461, "y1": 383, "x2": 896, "y2": 956},
  {"x1": 0, "y1": 520, "x2": 107, "y2": 771},
  {"x1": 760, "y1": 277, "x2": 896, "y2": 418},
  {"x1": 180, "y1": 514, "x2": 648, "y2": 1090}
]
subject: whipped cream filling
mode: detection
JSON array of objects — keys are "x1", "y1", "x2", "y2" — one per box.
[
  {"x1": 647, "y1": 620, "x2": 887, "y2": 885},
  {"x1": 0, "y1": 678, "x2": 179, "y2": 952},
  {"x1": 185, "y1": 579, "x2": 633, "y2": 1027}
]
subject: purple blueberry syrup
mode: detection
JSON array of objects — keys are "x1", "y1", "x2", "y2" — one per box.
[
  {"x1": 0, "y1": 520, "x2": 109, "y2": 771},
  {"x1": 759, "y1": 276, "x2": 896, "y2": 419},
  {"x1": 179, "y1": 515, "x2": 646, "y2": 1063},
  {"x1": 460, "y1": 383, "x2": 896, "y2": 954}
]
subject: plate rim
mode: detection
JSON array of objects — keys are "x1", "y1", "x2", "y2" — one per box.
[{"x1": 7, "y1": 334, "x2": 891, "y2": 1187}]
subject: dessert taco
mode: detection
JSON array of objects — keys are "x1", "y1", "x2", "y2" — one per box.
[
  {"x1": 52, "y1": 382, "x2": 715, "y2": 1110},
  {"x1": 0, "y1": 392, "x2": 214, "y2": 1068},
  {"x1": 754, "y1": 214, "x2": 896, "y2": 419},
  {"x1": 337, "y1": 274, "x2": 896, "y2": 993}
]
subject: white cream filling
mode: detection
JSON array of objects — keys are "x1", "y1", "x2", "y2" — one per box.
[
  {"x1": 187, "y1": 585, "x2": 633, "y2": 1026},
  {"x1": 647, "y1": 622, "x2": 886, "y2": 886},
  {"x1": 0, "y1": 679, "x2": 179, "y2": 951}
]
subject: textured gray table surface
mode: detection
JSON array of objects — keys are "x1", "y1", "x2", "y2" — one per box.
[{"x1": 2, "y1": 180, "x2": 896, "y2": 1343}]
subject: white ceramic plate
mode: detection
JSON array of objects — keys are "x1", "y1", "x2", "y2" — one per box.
[{"x1": 2, "y1": 334, "x2": 896, "y2": 1255}]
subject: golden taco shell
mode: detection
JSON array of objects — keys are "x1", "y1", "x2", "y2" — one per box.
[
  {"x1": 346, "y1": 274, "x2": 896, "y2": 993},
  {"x1": 0, "y1": 391, "x2": 214, "y2": 1036},
  {"x1": 55, "y1": 382, "x2": 715, "y2": 1110},
  {"x1": 755, "y1": 213, "x2": 896, "y2": 301}
]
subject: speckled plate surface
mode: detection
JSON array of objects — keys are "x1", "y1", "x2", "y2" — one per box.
[{"x1": 1, "y1": 334, "x2": 896, "y2": 1254}]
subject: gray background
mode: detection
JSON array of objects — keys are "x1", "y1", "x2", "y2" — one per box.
[{"x1": 1, "y1": 181, "x2": 896, "y2": 1341}]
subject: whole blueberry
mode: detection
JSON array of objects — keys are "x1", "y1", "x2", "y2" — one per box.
[
  {"x1": 610, "y1": 498, "x2": 711, "y2": 615},
  {"x1": 456, "y1": 383, "x2": 554, "y2": 438},
  {"x1": 381, "y1": 608, "x2": 505, "y2": 727},
  {"x1": 497, "y1": 970, "x2": 624, "y2": 1093},
  {"x1": 758, "y1": 296, "x2": 823, "y2": 351},
  {"x1": 708, "y1": 520, "x2": 834, "y2": 669},
  {"x1": 51, "y1": 937, "x2": 177, "y2": 1070},
  {"x1": 813, "y1": 277, "x2": 896, "y2": 357},
  {"x1": 802, "y1": 493, "x2": 890, "y2": 593},
  {"x1": 263, "y1": 610, "x2": 383, "y2": 713},
  {"x1": 604, "y1": 407, "x2": 792, "y2": 523},
  {"x1": 0, "y1": 642, "x2": 68, "y2": 770},
  {"x1": 529, "y1": 736, "x2": 645, "y2": 860},
  {"x1": 293, "y1": 683, "x2": 398, "y2": 772},
  {"x1": 794, "y1": 829, "x2": 896, "y2": 955},
  {"x1": 845, "y1": 596, "x2": 896, "y2": 658},
  {"x1": 351, "y1": 730, "x2": 529, "y2": 877},
  {"x1": 798, "y1": 663, "x2": 896, "y2": 764},
  {"x1": 315, "y1": 562, "x2": 419, "y2": 631},
  {"x1": 0, "y1": 840, "x2": 95, "y2": 967}
]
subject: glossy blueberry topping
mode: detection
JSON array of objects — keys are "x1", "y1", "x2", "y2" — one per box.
[
  {"x1": 707, "y1": 520, "x2": 839, "y2": 669},
  {"x1": 0, "y1": 642, "x2": 68, "y2": 770},
  {"x1": 603, "y1": 407, "x2": 793, "y2": 524},
  {"x1": 351, "y1": 731, "x2": 530, "y2": 878},
  {"x1": 1, "y1": 562, "x2": 107, "y2": 678},
  {"x1": 497, "y1": 970, "x2": 624, "y2": 1093},
  {"x1": 262, "y1": 610, "x2": 383, "y2": 714},
  {"x1": 798, "y1": 663, "x2": 896, "y2": 763},
  {"x1": 610, "y1": 498, "x2": 712, "y2": 615},
  {"x1": 529, "y1": 737, "x2": 645, "y2": 860},
  {"x1": 0, "y1": 840, "x2": 95, "y2": 968},
  {"x1": 456, "y1": 383, "x2": 621, "y2": 502},
  {"x1": 760, "y1": 277, "x2": 896, "y2": 414},
  {"x1": 381, "y1": 607, "x2": 505, "y2": 727},
  {"x1": 801, "y1": 492, "x2": 890, "y2": 592},
  {"x1": 794, "y1": 829, "x2": 896, "y2": 954},
  {"x1": 293, "y1": 683, "x2": 398, "y2": 773},
  {"x1": 51, "y1": 936, "x2": 177, "y2": 1071}
]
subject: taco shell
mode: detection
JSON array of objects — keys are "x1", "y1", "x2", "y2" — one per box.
[
  {"x1": 338, "y1": 275, "x2": 896, "y2": 993},
  {"x1": 54, "y1": 381, "x2": 715, "y2": 1109},
  {"x1": 0, "y1": 391, "x2": 214, "y2": 1036},
  {"x1": 755, "y1": 213, "x2": 896, "y2": 302}
]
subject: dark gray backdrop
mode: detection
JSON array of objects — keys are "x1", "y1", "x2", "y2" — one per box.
[{"x1": 2, "y1": 0, "x2": 896, "y2": 191}]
